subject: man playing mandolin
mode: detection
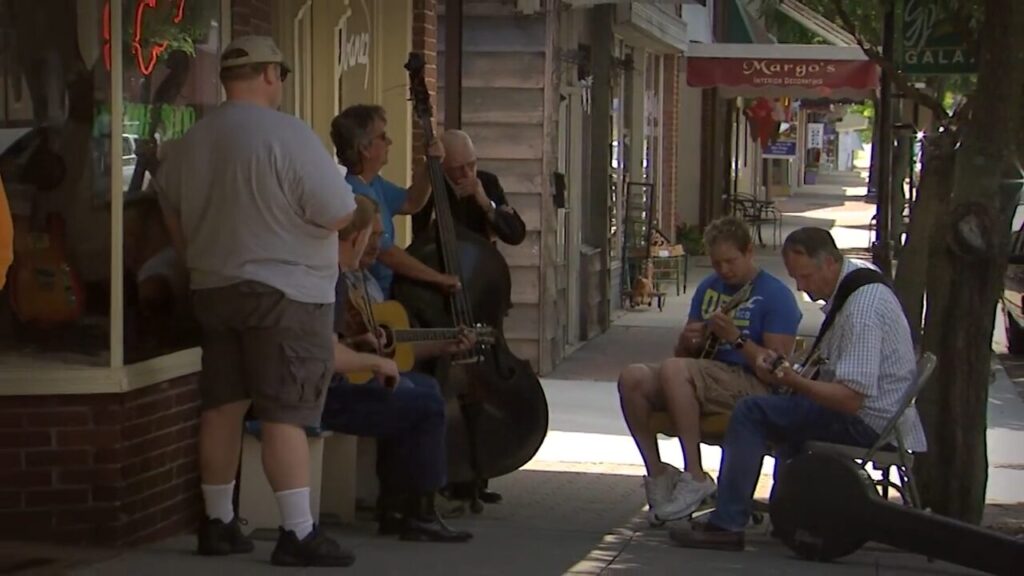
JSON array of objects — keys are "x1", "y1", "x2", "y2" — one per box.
[
  {"x1": 321, "y1": 196, "x2": 474, "y2": 543},
  {"x1": 617, "y1": 216, "x2": 802, "y2": 525}
]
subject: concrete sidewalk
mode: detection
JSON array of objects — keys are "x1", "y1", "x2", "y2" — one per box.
[{"x1": 18, "y1": 186, "x2": 1022, "y2": 575}]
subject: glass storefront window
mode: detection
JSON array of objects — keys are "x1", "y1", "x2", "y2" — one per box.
[
  {"x1": 0, "y1": 1, "x2": 226, "y2": 374},
  {"x1": 119, "y1": 0, "x2": 222, "y2": 364},
  {"x1": 0, "y1": 0, "x2": 112, "y2": 367}
]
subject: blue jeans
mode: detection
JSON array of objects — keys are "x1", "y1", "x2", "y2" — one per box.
[
  {"x1": 321, "y1": 371, "x2": 447, "y2": 494},
  {"x1": 709, "y1": 394, "x2": 880, "y2": 531}
]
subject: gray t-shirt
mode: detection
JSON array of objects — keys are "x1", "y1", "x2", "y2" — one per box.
[{"x1": 155, "y1": 101, "x2": 355, "y2": 304}]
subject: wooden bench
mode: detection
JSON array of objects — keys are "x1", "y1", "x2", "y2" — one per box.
[{"x1": 238, "y1": 422, "x2": 359, "y2": 532}]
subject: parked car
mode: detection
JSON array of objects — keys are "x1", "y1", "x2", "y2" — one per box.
[{"x1": 1003, "y1": 206, "x2": 1024, "y2": 354}]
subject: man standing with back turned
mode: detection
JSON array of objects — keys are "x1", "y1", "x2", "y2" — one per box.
[{"x1": 155, "y1": 37, "x2": 357, "y2": 567}]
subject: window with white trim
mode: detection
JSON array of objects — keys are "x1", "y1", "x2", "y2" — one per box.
[{"x1": 0, "y1": 0, "x2": 228, "y2": 381}]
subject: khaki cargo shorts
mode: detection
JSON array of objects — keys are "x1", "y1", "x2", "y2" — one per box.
[
  {"x1": 192, "y1": 281, "x2": 334, "y2": 427},
  {"x1": 653, "y1": 358, "x2": 769, "y2": 416}
]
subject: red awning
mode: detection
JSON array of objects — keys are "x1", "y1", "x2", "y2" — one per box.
[{"x1": 686, "y1": 43, "x2": 879, "y2": 100}]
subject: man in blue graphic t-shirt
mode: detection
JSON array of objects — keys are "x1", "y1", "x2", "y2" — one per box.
[
  {"x1": 618, "y1": 216, "x2": 802, "y2": 525},
  {"x1": 330, "y1": 104, "x2": 460, "y2": 298}
]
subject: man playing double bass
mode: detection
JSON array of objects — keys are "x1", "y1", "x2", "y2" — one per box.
[
  {"x1": 412, "y1": 129, "x2": 527, "y2": 248},
  {"x1": 410, "y1": 128, "x2": 527, "y2": 508},
  {"x1": 330, "y1": 104, "x2": 458, "y2": 299}
]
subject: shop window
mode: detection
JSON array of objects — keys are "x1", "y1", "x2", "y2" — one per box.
[
  {"x1": 0, "y1": 0, "x2": 113, "y2": 367},
  {"x1": 119, "y1": 0, "x2": 222, "y2": 364},
  {"x1": 0, "y1": 0, "x2": 225, "y2": 373}
]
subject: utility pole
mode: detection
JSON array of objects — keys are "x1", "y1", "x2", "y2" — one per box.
[{"x1": 874, "y1": 3, "x2": 896, "y2": 277}]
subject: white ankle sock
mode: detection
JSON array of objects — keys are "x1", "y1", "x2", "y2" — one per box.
[
  {"x1": 201, "y1": 482, "x2": 235, "y2": 523},
  {"x1": 275, "y1": 487, "x2": 314, "y2": 540}
]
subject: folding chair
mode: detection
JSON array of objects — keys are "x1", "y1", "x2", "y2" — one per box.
[{"x1": 803, "y1": 352, "x2": 937, "y2": 509}]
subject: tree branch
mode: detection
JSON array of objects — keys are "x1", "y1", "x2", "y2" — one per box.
[{"x1": 826, "y1": 0, "x2": 950, "y2": 119}]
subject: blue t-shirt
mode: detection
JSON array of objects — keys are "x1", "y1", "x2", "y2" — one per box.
[
  {"x1": 688, "y1": 270, "x2": 802, "y2": 367},
  {"x1": 347, "y1": 174, "x2": 408, "y2": 296}
]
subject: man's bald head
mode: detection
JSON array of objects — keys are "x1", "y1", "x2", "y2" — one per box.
[{"x1": 441, "y1": 130, "x2": 478, "y2": 184}]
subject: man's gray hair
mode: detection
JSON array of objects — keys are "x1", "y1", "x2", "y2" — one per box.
[
  {"x1": 330, "y1": 104, "x2": 386, "y2": 172},
  {"x1": 782, "y1": 227, "x2": 844, "y2": 264},
  {"x1": 441, "y1": 129, "x2": 475, "y2": 158}
]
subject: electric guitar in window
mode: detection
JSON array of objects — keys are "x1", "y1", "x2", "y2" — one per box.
[{"x1": 9, "y1": 213, "x2": 86, "y2": 326}]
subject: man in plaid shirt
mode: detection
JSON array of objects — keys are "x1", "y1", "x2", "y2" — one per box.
[{"x1": 671, "y1": 227, "x2": 926, "y2": 552}]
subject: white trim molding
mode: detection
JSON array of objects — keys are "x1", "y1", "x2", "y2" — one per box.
[{"x1": 0, "y1": 348, "x2": 201, "y2": 397}]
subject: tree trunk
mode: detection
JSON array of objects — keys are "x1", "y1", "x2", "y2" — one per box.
[
  {"x1": 915, "y1": 0, "x2": 1024, "y2": 523},
  {"x1": 893, "y1": 130, "x2": 957, "y2": 340}
]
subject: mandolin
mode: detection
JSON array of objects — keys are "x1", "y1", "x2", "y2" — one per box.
[
  {"x1": 699, "y1": 281, "x2": 754, "y2": 359},
  {"x1": 345, "y1": 300, "x2": 494, "y2": 384}
]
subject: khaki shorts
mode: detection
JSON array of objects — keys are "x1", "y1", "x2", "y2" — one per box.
[
  {"x1": 192, "y1": 281, "x2": 334, "y2": 427},
  {"x1": 652, "y1": 358, "x2": 769, "y2": 416}
]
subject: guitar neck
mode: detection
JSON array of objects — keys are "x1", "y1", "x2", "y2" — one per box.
[{"x1": 392, "y1": 328, "x2": 464, "y2": 344}]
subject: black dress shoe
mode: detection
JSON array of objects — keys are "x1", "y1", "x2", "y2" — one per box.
[
  {"x1": 399, "y1": 493, "x2": 473, "y2": 543},
  {"x1": 378, "y1": 511, "x2": 404, "y2": 536},
  {"x1": 400, "y1": 516, "x2": 473, "y2": 543},
  {"x1": 479, "y1": 489, "x2": 503, "y2": 504}
]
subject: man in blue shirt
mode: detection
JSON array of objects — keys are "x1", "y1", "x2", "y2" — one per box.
[
  {"x1": 330, "y1": 105, "x2": 459, "y2": 298},
  {"x1": 617, "y1": 216, "x2": 802, "y2": 526}
]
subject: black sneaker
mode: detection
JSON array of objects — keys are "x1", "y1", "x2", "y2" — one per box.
[
  {"x1": 270, "y1": 524, "x2": 355, "y2": 567},
  {"x1": 197, "y1": 517, "x2": 255, "y2": 556}
]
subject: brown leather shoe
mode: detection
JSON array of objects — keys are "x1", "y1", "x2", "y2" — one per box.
[{"x1": 669, "y1": 520, "x2": 745, "y2": 551}]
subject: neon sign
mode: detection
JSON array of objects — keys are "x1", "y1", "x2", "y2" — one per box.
[{"x1": 103, "y1": 0, "x2": 189, "y2": 76}]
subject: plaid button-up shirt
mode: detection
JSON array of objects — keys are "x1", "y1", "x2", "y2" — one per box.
[{"x1": 817, "y1": 259, "x2": 927, "y2": 452}]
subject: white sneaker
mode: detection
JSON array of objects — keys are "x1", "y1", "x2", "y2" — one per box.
[
  {"x1": 643, "y1": 464, "x2": 682, "y2": 526},
  {"x1": 657, "y1": 474, "x2": 717, "y2": 522}
]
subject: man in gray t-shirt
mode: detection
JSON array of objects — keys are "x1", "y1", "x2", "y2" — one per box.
[{"x1": 154, "y1": 36, "x2": 355, "y2": 568}]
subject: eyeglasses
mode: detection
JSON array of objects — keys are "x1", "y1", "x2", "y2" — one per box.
[{"x1": 279, "y1": 67, "x2": 290, "y2": 82}]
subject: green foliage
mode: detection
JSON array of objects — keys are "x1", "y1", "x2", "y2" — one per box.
[
  {"x1": 675, "y1": 222, "x2": 705, "y2": 256},
  {"x1": 121, "y1": 0, "x2": 221, "y2": 65}
]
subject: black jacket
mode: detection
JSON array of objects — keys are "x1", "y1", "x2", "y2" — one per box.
[{"x1": 412, "y1": 170, "x2": 527, "y2": 246}]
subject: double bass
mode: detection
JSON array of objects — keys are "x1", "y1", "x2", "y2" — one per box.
[{"x1": 392, "y1": 53, "x2": 549, "y2": 498}]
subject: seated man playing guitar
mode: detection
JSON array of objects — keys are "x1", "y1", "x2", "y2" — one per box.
[
  {"x1": 618, "y1": 216, "x2": 802, "y2": 525},
  {"x1": 321, "y1": 196, "x2": 473, "y2": 543},
  {"x1": 670, "y1": 227, "x2": 926, "y2": 551}
]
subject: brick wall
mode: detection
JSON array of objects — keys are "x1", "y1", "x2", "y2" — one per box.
[
  {"x1": 232, "y1": 0, "x2": 273, "y2": 37},
  {"x1": 0, "y1": 376, "x2": 201, "y2": 546},
  {"x1": 412, "y1": 0, "x2": 439, "y2": 168},
  {"x1": 661, "y1": 55, "x2": 680, "y2": 240}
]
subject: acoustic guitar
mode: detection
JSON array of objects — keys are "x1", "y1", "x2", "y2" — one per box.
[
  {"x1": 699, "y1": 281, "x2": 754, "y2": 359},
  {"x1": 344, "y1": 299, "x2": 495, "y2": 385}
]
